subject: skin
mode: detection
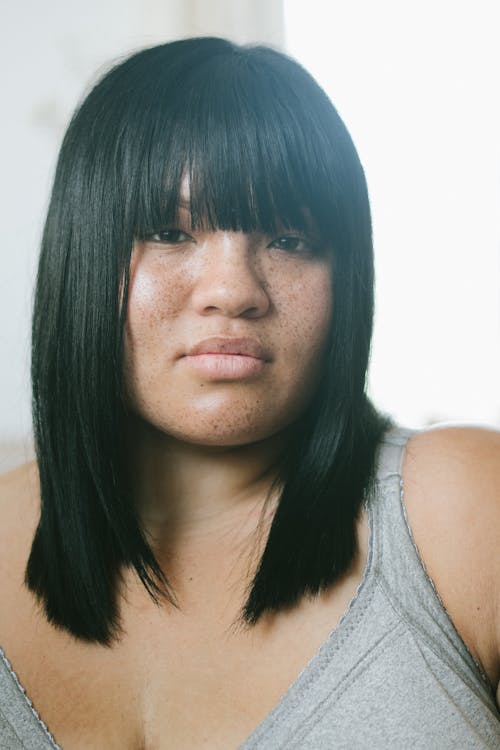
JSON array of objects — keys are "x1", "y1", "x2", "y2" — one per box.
[{"x1": 123, "y1": 191, "x2": 333, "y2": 558}]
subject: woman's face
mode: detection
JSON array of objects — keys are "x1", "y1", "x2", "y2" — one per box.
[{"x1": 124, "y1": 200, "x2": 333, "y2": 447}]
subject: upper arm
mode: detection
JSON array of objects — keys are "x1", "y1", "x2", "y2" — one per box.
[{"x1": 401, "y1": 424, "x2": 500, "y2": 707}]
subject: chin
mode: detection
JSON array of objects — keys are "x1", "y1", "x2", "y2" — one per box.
[
  {"x1": 128, "y1": 387, "x2": 315, "y2": 448},
  {"x1": 132, "y1": 407, "x2": 298, "y2": 449},
  {"x1": 159, "y1": 420, "x2": 288, "y2": 449}
]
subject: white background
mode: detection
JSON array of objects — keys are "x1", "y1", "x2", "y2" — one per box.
[{"x1": 286, "y1": 0, "x2": 500, "y2": 428}]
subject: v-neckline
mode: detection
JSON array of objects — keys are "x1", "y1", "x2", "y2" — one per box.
[
  {"x1": 238, "y1": 496, "x2": 375, "y2": 748},
  {"x1": 0, "y1": 498, "x2": 375, "y2": 750},
  {"x1": 0, "y1": 643, "x2": 63, "y2": 749}
]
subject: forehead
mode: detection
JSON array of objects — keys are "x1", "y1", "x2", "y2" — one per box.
[{"x1": 179, "y1": 173, "x2": 190, "y2": 207}]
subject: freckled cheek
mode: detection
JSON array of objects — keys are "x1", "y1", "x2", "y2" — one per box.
[
  {"x1": 126, "y1": 268, "x2": 189, "y2": 339},
  {"x1": 272, "y1": 273, "x2": 333, "y2": 361}
]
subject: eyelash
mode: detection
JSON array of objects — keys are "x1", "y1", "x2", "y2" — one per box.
[
  {"x1": 267, "y1": 235, "x2": 314, "y2": 254},
  {"x1": 146, "y1": 229, "x2": 193, "y2": 244},
  {"x1": 144, "y1": 229, "x2": 316, "y2": 255}
]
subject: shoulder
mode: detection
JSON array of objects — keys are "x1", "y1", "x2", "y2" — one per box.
[
  {"x1": 0, "y1": 459, "x2": 40, "y2": 519},
  {"x1": 403, "y1": 423, "x2": 500, "y2": 484},
  {"x1": 0, "y1": 461, "x2": 40, "y2": 574},
  {"x1": 401, "y1": 426, "x2": 500, "y2": 561},
  {"x1": 400, "y1": 424, "x2": 500, "y2": 705}
]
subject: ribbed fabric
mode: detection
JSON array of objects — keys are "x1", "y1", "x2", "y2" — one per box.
[
  {"x1": 1, "y1": 425, "x2": 499, "y2": 748},
  {"x1": 0, "y1": 645, "x2": 61, "y2": 750}
]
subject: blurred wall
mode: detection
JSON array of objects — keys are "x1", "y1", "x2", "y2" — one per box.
[{"x1": 0, "y1": 0, "x2": 284, "y2": 472}]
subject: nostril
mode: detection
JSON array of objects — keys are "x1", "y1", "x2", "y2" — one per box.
[{"x1": 243, "y1": 307, "x2": 261, "y2": 318}]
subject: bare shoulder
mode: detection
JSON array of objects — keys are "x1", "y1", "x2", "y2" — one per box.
[
  {"x1": 402, "y1": 425, "x2": 500, "y2": 562},
  {"x1": 401, "y1": 424, "x2": 500, "y2": 704},
  {"x1": 403, "y1": 422, "x2": 500, "y2": 485},
  {"x1": 0, "y1": 461, "x2": 40, "y2": 572},
  {"x1": 0, "y1": 459, "x2": 40, "y2": 519}
]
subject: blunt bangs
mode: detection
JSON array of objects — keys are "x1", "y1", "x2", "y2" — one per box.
[{"x1": 77, "y1": 39, "x2": 366, "y2": 254}]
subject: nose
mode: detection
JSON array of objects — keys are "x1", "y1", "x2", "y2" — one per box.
[{"x1": 191, "y1": 232, "x2": 270, "y2": 319}]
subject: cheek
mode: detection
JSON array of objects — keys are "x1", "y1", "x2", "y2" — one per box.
[
  {"x1": 128, "y1": 271, "x2": 172, "y2": 325},
  {"x1": 123, "y1": 262, "x2": 188, "y2": 398},
  {"x1": 125, "y1": 260, "x2": 188, "y2": 340},
  {"x1": 273, "y1": 266, "x2": 333, "y2": 357}
]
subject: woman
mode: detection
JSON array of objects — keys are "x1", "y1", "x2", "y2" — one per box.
[{"x1": 0, "y1": 37, "x2": 498, "y2": 749}]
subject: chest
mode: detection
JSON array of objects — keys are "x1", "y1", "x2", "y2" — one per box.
[{"x1": 0, "y1": 548, "x2": 367, "y2": 750}]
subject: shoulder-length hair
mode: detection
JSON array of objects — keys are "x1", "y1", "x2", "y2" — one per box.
[{"x1": 28, "y1": 37, "x2": 391, "y2": 645}]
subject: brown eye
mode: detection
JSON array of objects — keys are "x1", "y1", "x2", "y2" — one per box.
[
  {"x1": 147, "y1": 229, "x2": 193, "y2": 244},
  {"x1": 269, "y1": 235, "x2": 312, "y2": 254}
]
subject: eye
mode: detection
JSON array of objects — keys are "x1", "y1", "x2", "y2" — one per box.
[
  {"x1": 145, "y1": 228, "x2": 194, "y2": 244},
  {"x1": 268, "y1": 235, "x2": 315, "y2": 255}
]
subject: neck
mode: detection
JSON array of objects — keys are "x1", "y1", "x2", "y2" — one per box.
[{"x1": 126, "y1": 416, "x2": 287, "y2": 545}]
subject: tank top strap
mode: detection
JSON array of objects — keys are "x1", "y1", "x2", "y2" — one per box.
[
  {"x1": 371, "y1": 423, "x2": 416, "y2": 481},
  {"x1": 365, "y1": 423, "x2": 496, "y2": 704}
]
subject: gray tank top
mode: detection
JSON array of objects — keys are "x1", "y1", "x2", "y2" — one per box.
[{"x1": 1, "y1": 425, "x2": 499, "y2": 748}]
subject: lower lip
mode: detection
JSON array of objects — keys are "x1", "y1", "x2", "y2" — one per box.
[{"x1": 183, "y1": 354, "x2": 266, "y2": 379}]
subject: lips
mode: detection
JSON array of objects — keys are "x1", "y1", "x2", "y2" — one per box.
[
  {"x1": 182, "y1": 337, "x2": 271, "y2": 380},
  {"x1": 186, "y1": 337, "x2": 271, "y2": 361}
]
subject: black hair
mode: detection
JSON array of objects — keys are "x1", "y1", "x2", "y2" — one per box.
[{"x1": 28, "y1": 37, "x2": 391, "y2": 645}]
